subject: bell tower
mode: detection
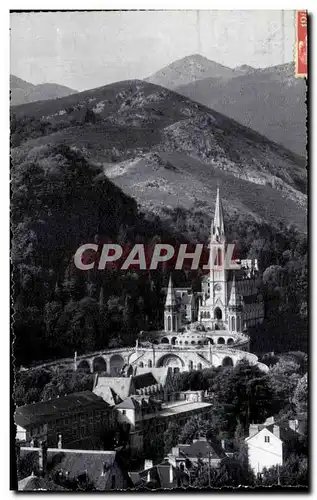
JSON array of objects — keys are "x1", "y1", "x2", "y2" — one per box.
[
  {"x1": 209, "y1": 188, "x2": 228, "y2": 323},
  {"x1": 164, "y1": 275, "x2": 179, "y2": 332}
]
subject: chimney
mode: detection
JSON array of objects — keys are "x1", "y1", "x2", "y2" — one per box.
[
  {"x1": 249, "y1": 424, "x2": 260, "y2": 438},
  {"x1": 38, "y1": 441, "x2": 48, "y2": 477},
  {"x1": 273, "y1": 425, "x2": 280, "y2": 439},
  {"x1": 58, "y1": 434, "x2": 62, "y2": 449},
  {"x1": 169, "y1": 464, "x2": 174, "y2": 484},
  {"x1": 144, "y1": 459, "x2": 153, "y2": 471}
]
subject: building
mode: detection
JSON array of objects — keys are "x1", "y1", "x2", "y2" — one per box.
[
  {"x1": 15, "y1": 391, "x2": 116, "y2": 450},
  {"x1": 129, "y1": 460, "x2": 189, "y2": 489},
  {"x1": 116, "y1": 397, "x2": 212, "y2": 452},
  {"x1": 245, "y1": 423, "x2": 283, "y2": 476},
  {"x1": 245, "y1": 414, "x2": 308, "y2": 476},
  {"x1": 16, "y1": 441, "x2": 131, "y2": 491},
  {"x1": 167, "y1": 436, "x2": 226, "y2": 471},
  {"x1": 23, "y1": 189, "x2": 268, "y2": 376}
]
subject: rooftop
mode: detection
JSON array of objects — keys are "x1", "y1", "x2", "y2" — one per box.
[
  {"x1": 15, "y1": 391, "x2": 109, "y2": 428},
  {"x1": 142, "y1": 400, "x2": 212, "y2": 421},
  {"x1": 19, "y1": 447, "x2": 119, "y2": 490}
]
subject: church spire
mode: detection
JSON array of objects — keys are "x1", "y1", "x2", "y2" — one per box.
[
  {"x1": 165, "y1": 274, "x2": 176, "y2": 307},
  {"x1": 211, "y1": 187, "x2": 225, "y2": 243}
]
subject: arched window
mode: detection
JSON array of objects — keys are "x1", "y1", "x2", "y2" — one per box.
[
  {"x1": 188, "y1": 361, "x2": 193, "y2": 370},
  {"x1": 167, "y1": 316, "x2": 172, "y2": 331},
  {"x1": 148, "y1": 360, "x2": 152, "y2": 368},
  {"x1": 197, "y1": 363, "x2": 202, "y2": 370},
  {"x1": 217, "y1": 337, "x2": 225, "y2": 345},
  {"x1": 139, "y1": 362, "x2": 144, "y2": 367},
  {"x1": 232, "y1": 316, "x2": 236, "y2": 331},
  {"x1": 173, "y1": 316, "x2": 176, "y2": 331},
  {"x1": 214, "y1": 307, "x2": 222, "y2": 320}
]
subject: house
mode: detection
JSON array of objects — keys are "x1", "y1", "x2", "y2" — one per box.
[
  {"x1": 167, "y1": 437, "x2": 226, "y2": 471},
  {"x1": 129, "y1": 459, "x2": 189, "y2": 489},
  {"x1": 245, "y1": 422, "x2": 283, "y2": 475},
  {"x1": 16, "y1": 441, "x2": 131, "y2": 491},
  {"x1": 15, "y1": 391, "x2": 116, "y2": 449}
]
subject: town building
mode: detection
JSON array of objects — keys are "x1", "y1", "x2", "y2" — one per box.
[
  {"x1": 245, "y1": 413, "x2": 308, "y2": 476},
  {"x1": 129, "y1": 459, "x2": 189, "y2": 489},
  {"x1": 15, "y1": 391, "x2": 116, "y2": 450},
  {"x1": 16, "y1": 441, "x2": 131, "y2": 491},
  {"x1": 167, "y1": 436, "x2": 226, "y2": 471}
]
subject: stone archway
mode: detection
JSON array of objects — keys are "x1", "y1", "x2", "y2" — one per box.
[
  {"x1": 227, "y1": 338, "x2": 234, "y2": 345},
  {"x1": 156, "y1": 354, "x2": 184, "y2": 369},
  {"x1": 92, "y1": 356, "x2": 107, "y2": 373},
  {"x1": 110, "y1": 354, "x2": 124, "y2": 375},
  {"x1": 161, "y1": 337, "x2": 169, "y2": 344},
  {"x1": 217, "y1": 337, "x2": 225, "y2": 344},
  {"x1": 222, "y1": 356, "x2": 234, "y2": 367},
  {"x1": 171, "y1": 337, "x2": 177, "y2": 346},
  {"x1": 77, "y1": 360, "x2": 91, "y2": 373}
]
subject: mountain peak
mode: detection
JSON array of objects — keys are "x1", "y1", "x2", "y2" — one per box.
[{"x1": 146, "y1": 54, "x2": 235, "y2": 89}]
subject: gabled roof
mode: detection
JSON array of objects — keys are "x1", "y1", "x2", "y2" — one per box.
[
  {"x1": 115, "y1": 397, "x2": 140, "y2": 410},
  {"x1": 19, "y1": 447, "x2": 119, "y2": 491},
  {"x1": 245, "y1": 427, "x2": 281, "y2": 443},
  {"x1": 93, "y1": 376, "x2": 133, "y2": 402},
  {"x1": 15, "y1": 392, "x2": 109, "y2": 428},
  {"x1": 133, "y1": 372, "x2": 158, "y2": 390},
  {"x1": 134, "y1": 367, "x2": 171, "y2": 387},
  {"x1": 173, "y1": 438, "x2": 226, "y2": 460}
]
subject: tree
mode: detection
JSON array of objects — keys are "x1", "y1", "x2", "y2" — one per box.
[
  {"x1": 163, "y1": 422, "x2": 181, "y2": 455},
  {"x1": 293, "y1": 373, "x2": 308, "y2": 413}
]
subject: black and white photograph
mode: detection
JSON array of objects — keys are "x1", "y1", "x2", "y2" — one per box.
[{"x1": 10, "y1": 9, "x2": 308, "y2": 491}]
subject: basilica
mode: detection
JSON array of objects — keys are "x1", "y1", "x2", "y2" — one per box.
[{"x1": 37, "y1": 189, "x2": 268, "y2": 375}]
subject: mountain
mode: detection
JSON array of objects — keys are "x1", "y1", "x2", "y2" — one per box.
[
  {"x1": 10, "y1": 74, "x2": 77, "y2": 105},
  {"x1": 145, "y1": 54, "x2": 238, "y2": 89},
  {"x1": 174, "y1": 62, "x2": 307, "y2": 156},
  {"x1": 11, "y1": 79, "x2": 307, "y2": 232}
]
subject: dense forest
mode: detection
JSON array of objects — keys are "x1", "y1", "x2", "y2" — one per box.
[{"x1": 11, "y1": 138, "x2": 307, "y2": 367}]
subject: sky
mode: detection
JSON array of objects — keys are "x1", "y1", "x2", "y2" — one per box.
[{"x1": 10, "y1": 10, "x2": 295, "y2": 91}]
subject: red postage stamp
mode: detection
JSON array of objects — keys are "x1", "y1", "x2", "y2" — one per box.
[{"x1": 295, "y1": 10, "x2": 308, "y2": 78}]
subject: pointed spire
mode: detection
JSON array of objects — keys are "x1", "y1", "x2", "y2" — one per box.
[
  {"x1": 165, "y1": 274, "x2": 176, "y2": 307},
  {"x1": 211, "y1": 188, "x2": 225, "y2": 243}
]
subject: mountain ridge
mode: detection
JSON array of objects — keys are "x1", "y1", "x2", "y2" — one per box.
[
  {"x1": 10, "y1": 74, "x2": 77, "y2": 106},
  {"x1": 11, "y1": 78, "x2": 307, "y2": 232}
]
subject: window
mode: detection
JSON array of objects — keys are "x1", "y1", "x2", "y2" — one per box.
[
  {"x1": 264, "y1": 436, "x2": 270, "y2": 443},
  {"x1": 122, "y1": 410, "x2": 126, "y2": 416}
]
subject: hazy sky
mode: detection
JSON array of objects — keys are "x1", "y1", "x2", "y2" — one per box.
[{"x1": 10, "y1": 10, "x2": 295, "y2": 91}]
